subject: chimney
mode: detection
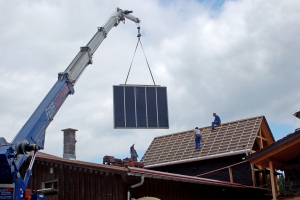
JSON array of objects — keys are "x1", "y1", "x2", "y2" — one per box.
[{"x1": 62, "y1": 128, "x2": 77, "y2": 160}]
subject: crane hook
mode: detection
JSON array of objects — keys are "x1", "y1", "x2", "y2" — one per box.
[{"x1": 137, "y1": 26, "x2": 141, "y2": 38}]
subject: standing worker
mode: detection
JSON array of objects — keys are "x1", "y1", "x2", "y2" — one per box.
[
  {"x1": 194, "y1": 127, "x2": 203, "y2": 150},
  {"x1": 130, "y1": 144, "x2": 139, "y2": 161},
  {"x1": 211, "y1": 113, "x2": 221, "y2": 130}
]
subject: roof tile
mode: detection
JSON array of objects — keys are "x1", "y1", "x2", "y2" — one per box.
[{"x1": 141, "y1": 116, "x2": 265, "y2": 166}]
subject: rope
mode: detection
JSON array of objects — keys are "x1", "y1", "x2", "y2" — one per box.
[
  {"x1": 125, "y1": 27, "x2": 156, "y2": 85},
  {"x1": 125, "y1": 38, "x2": 140, "y2": 85},
  {"x1": 139, "y1": 39, "x2": 156, "y2": 85}
]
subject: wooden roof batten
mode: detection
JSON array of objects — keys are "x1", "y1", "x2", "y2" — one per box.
[{"x1": 141, "y1": 115, "x2": 275, "y2": 167}]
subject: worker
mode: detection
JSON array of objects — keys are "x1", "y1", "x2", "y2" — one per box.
[
  {"x1": 194, "y1": 127, "x2": 203, "y2": 150},
  {"x1": 211, "y1": 113, "x2": 221, "y2": 130},
  {"x1": 130, "y1": 144, "x2": 139, "y2": 161}
]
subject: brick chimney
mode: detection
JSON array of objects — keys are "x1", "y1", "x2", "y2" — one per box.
[{"x1": 62, "y1": 128, "x2": 77, "y2": 160}]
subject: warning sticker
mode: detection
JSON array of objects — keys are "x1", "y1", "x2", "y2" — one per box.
[{"x1": 0, "y1": 188, "x2": 14, "y2": 199}]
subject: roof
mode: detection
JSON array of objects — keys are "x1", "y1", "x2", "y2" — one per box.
[
  {"x1": 128, "y1": 167, "x2": 262, "y2": 190},
  {"x1": 141, "y1": 116, "x2": 274, "y2": 168},
  {"x1": 34, "y1": 151, "x2": 129, "y2": 173},
  {"x1": 246, "y1": 129, "x2": 300, "y2": 169}
]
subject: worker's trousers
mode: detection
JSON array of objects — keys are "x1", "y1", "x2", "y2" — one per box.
[
  {"x1": 211, "y1": 121, "x2": 220, "y2": 129},
  {"x1": 195, "y1": 134, "x2": 201, "y2": 149}
]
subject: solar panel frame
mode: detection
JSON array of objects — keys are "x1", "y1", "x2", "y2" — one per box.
[{"x1": 113, "y1": 85, "x2": 169, "y2": 129}]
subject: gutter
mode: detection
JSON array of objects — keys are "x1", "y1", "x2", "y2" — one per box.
[{"x1": 127, "y1": 174, "x2": 145, "y2": 200}]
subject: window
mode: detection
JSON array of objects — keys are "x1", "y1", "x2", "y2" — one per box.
[
  {"x1": 37, "y1": 180, "x2": 58, "y2": 195},
  {"x1": 43, "y1": 181, "x2": 57, "y2": 189}
]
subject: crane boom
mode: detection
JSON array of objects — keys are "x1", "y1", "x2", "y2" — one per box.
[
  {"x1": 65, "y1": 8, "x2": 140, "y2": 84},
  {"x1": 0, "y1": 8, "x2": 140, "y2": 200}
]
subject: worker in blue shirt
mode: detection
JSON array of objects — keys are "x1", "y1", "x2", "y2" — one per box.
[
  {"x1": 130, "y1": 144, "x2": 139, "y2": 161},
  {"x1": 211, "y1": 113, "x2": 221, "y2": 130}
]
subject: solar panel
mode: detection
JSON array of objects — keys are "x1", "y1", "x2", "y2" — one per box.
[{"x1": 113, "y1": 85, "x2": 169, "y2": 129}]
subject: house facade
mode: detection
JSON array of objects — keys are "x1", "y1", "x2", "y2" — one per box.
[{"x1": 20, "y1": 152, "x2": 270, "y2": 200}]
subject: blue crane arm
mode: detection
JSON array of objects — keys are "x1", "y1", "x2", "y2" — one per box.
[
  {"x1": 0, "y1": 7, "x2": 140, "y2": 200},
  {"x1": 0, "y1": 75, "x2": 73, "y2": 181},
  {"x1": 12, "y1": 76, "x2": 74, "y2": 149}
]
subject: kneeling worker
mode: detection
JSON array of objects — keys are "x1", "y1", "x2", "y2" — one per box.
[{"x1": 211, "y1": 113, "x2": 221, "y2": 130}]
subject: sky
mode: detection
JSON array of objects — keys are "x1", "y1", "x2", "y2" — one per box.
[{"x1": 1, "y1": 0, "x2": 300, "y2": 163}]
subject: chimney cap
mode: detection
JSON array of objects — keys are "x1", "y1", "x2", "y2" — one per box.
[{"x1": 61, "y1": 128, "x2": 78, "y2": 132}]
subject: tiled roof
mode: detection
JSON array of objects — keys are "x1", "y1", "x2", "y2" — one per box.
[{"x1": 141, "y1": 116, "x2": 266, "y2": 167}]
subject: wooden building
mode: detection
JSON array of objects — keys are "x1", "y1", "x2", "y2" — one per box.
[
  {"x1": 20, "y1": 152, "x2": 270, "y2": 200},
  {"x1": 141, "y1": 116, "x2": 275, "y2": 187},
  {"x1": 247, "y1": 129, "x2": 300, "y2": 200}
]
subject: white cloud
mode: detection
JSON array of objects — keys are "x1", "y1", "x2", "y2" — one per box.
[{"x1": 1, "y1": 0, "x2": 300, "y2": 162}]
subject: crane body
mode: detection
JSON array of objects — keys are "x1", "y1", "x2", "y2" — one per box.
[{"x1": 0, "y1": 8, "x2": 140, "y2": 200}]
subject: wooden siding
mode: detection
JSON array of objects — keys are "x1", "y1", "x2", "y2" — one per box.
[
  {"x1": 19, "y1": 155, "x2": 272, "y2": 200},
  {"x1": 150, "y1": 154, "x2": 254, "y2": 186},
  {"x1": 20, "y1": 159, "x2": 127, "y2": 200}
]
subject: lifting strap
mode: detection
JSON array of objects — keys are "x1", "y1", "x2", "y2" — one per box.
[{"x1": 125, "y1": 27, "x2": 156, "y2": 85}]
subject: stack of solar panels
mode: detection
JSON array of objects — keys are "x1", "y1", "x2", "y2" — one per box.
[{"x1": 113, "y1": 85, "x2": 169, "y2": 129}]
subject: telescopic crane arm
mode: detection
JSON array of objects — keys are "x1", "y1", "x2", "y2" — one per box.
[
  {"x1": 0, "y1": 8, "x2": 140, "y2": 200},
  {"x1": 64, "y1": 8, "x2": 140, "y2": 84}
]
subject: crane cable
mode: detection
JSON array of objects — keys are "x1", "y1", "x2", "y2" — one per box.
[{"x1": 125, "y1": 26, "x2": 156, "y2": 85}]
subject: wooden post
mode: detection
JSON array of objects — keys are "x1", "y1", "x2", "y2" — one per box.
[
  {"x1": 260, "y1": 129, "x2": 263, "y2": 149},
  {"x1": 269, "y1": 160, "x2": 277, "y2": 200},
  {"x1": 228, "y1": 167, "x2": 233, "y2": 183},
  {"x1": 250, "y1": 164, "x2": 256, "y2": 186}
]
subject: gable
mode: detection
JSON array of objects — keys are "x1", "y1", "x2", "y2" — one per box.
[
  {"x1": 141, "y1": 116, "x2": 275, "y2": 167},
  {"x1": 252, "y1": 118, "x2": 274, "y2": 151}
]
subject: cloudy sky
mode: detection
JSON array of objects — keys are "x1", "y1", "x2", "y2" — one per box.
[{"x1": 1, "y1": 0, "x2": 300, "y2": 163}]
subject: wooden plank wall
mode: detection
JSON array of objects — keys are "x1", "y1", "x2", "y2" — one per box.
[
  {"x1": 20, "y1": 158, "x2": 270, "y2": 200},
  {"x1": 151, "y1": 154, "x2": 253, "y2": 186},
  {"x1": 21, "y1": 159, "x2": 127, "y2": 200},
  {"x1": 128, "y1": 177, "x2": 270, "y2": 200}
]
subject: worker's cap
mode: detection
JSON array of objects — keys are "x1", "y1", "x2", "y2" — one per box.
[{"x1": 195, "y1": 127, "x2": 198, "y2": 129}]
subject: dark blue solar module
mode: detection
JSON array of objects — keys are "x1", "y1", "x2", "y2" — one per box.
[{"x1": 113, "y1": 85, "x2": 169, "y2": 129}]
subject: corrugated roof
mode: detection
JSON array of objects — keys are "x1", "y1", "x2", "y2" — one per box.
[{"x1": 141, "y1": 116, "x2": 267, "y2": 167}]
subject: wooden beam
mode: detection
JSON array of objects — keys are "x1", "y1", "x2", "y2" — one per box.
[
  {"x1": 249, "y1": 137, "x2": 300, "y2": 164},
  {"x1": 251, "y1": 164, "x2": 256, "y2": 186},
  {"x1": 228, "y1": 167, "x2": 233, "y2": 183},
  {"x1": 256, "y1": 135, "x2": 268, "y2": 141},
  {"x1": 196, "y1": 161, "x2": 247, "y2": 177},
  {"x1": 267, "y1": 159, "x2": 284, "y2": 168},
  {"x1": 269, "y1": 160, "x2": 277, "y2": 200},
  {"x1": 260, "y1": 129, "x2": 263, "y2": 149},
  {"x1": 261, "y1": 119, "x2": 275, "y2": 144}
]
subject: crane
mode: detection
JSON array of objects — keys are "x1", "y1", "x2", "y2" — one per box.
[{"x1": 0, "y1": 8, "x2": 140, "y2": 200}]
